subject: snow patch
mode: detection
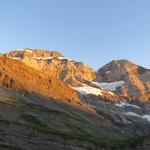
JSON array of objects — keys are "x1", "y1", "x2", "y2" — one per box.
[
  {"x1": 24, "y1": 49, "x2": 33, "y2": 53},
  {"x1": 142, "y1": 115, "x2": 150, "y2": 122},
  {"x1": 125, "y1": 112, "x2": 150, "y2": 122},
  {"x1": 34, "y1": 57, "x2": 53, "y2": 60},
  {"x1": 106, "y1": 71, "x2": 111, "y2": 74},
  {"x1": 115, "y1": 103, "x2": 141, "y2": 109},
  {"x1": 7, "y1": 56, "x2": 22, "y2": 60},
  {"x1": 58, "y1": 57, "x2": 66, "y2": 60},
  {"x1": 72, "y1": 84, "x2": 103, "y2": 96},
  {"x1": 92, "y1": 81, "x2": 125, "y2": 91},
  {"x1": 58, "y1": 57, "x2": 70, "y2": 60},
  {"x1": 125, "y1": 112, "x2": 141, "y2": 117},
  {"x1": 108, "y1": 91, "x2": 115, "y2": 95},
  {"x1": 34, "y1": 56, "x2": 70, "y2": 61}
]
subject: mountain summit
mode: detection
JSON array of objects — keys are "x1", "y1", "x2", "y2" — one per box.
[
  {"x1": 7, "y1": 48, "x2": 96, "y2": 86},
  {"x1": 97, "y1": 59, "x2": 150, "y2": 102}
]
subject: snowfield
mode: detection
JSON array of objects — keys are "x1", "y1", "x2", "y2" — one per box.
[
  {"x1": 125, "y1": 112, "x2": 150, "y2": 122},
  {"x1": 92, "y1": 81, "x2": 125, "y2": 91},
  {"x1": 34, "y1": 56, "x2": 53, "y2": 60},
  {"x1": 125, "y1": 112, "x2": 141, "y2": 117},
  {"x1": 7, "y1": 56, "x2": 22, "y2": 60},
  {"x1": 142, "y1": 115, "x2": 150, "y2": 122},
  {"x1": 72, "y1": 84, "x2": 103, "y2": 96},
  {"x1": 58, "y1": 57, "x2": 71, "y2": 61},
  {"x1": 108, "y1": 91, "x2": 115, "y2": 95},
  {"x1": 115, "y1": 103, "x2": 141, "y2": 109},
  {"x1": 58, "y1": 57, "x2": 66, "y2": 60},
  {"x1": 34, "y1": 56, "x2": 70, "y2": 61},
  {"x1": 105, "y1": 71, "x2": 111, "y2": 74}
]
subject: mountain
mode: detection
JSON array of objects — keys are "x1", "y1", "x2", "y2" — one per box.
[
  {"x1": 96, "y1": 59, "x2": 150, "y2": 102},
  {"x1": 7, "y1": 48, "x2": 96, "y2": 86},
  {"x1": 0, "y1": 54, "x2": 81, "y2": 104},
  {"x1": 6, "y1": 49, "x2": 128, "y2": 103},
  {"x1": 0, "y1": 49, "x2": 150, "y2": 149}
]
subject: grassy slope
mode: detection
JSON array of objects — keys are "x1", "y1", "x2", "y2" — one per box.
[{"x1": 0, "y1": 88, "x2": 146, "y2": 149}]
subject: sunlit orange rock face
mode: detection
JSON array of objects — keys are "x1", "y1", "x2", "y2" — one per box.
[
  {"x1": 7, "y1": 49, "x2": 96, "y2": 86},
  {"x1": 97, "y1": 59, "x2": 150, "y2": 102},
  {"x1": 5, "y1": 49, "x2": 150, "y2": 103},
  {"x1": 0, "y1": 55, "x2": 80, "y2": 103},
  {"x1": 5, "y1": 49, "x2": 125, "y2": 105}
]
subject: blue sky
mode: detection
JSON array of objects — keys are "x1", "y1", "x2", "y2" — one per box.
[{"x1": 0, "y1": 0, "x2": 150, "y2": 69}]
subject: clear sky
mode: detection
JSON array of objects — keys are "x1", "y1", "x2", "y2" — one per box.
[{"x1": 0, "y1": 0, "x2": 150, "y2": 70}]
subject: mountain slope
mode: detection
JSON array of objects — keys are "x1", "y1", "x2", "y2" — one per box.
[
  {"x1": 0, "y1": 54, "x2": 81, "y2": 104},
  {"x1": 0, "y1": 49, "x2": 150, "y2": 149},
  {"x1": 0, "y1": 88, "x2": 147, "y2": 150}
]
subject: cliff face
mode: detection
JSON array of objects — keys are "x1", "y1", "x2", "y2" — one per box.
[
  {"x1": 7, "y1": 48, "x2": 96, "y2": 86},
  {"x1": 97, "y1": 59, "x2": 150, "y2": 102},
  {"x1": 0, "y1": 55, "x2": 80, "y2": 103}
]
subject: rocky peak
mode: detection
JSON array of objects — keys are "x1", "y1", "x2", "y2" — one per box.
[
  {"x1": 97, "y1": 59, "x2": 150, "y2": 102},
  {"x1": 6, "y1": 48, "x2": 96, "y2": 86},
  {"x1": 97, "y1": 59, "x2": 138, "y2": 82},
  {"x1": 7, "y1": 48, "x2": 64, "y2": 58}
]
